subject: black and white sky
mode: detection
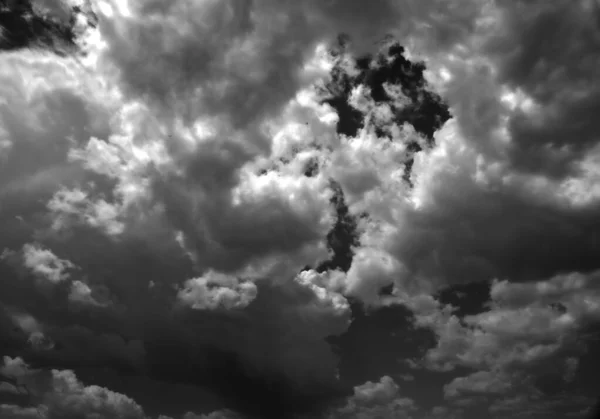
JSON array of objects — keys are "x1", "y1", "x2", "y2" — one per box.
[{"x1": 1, "y1": 1, "x2": 600, "y2": 418}]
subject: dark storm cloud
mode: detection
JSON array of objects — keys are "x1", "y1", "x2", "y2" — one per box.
[
  {"x1": 0, "y1": 231, "x2": 352, "y2": 418},
  {"x1": 389, "y1": 169, "x2": 600, "y2": 285},
  {"x1": 0, "y1": 356, "x2": 149, "y2": 419},
  {"x1": 3, "y1": 0, "x2": 600, "y2": 419}
]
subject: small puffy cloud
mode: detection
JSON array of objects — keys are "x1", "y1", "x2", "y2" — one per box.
[
  {"x1": 27, "y1": 332, "x2": 56, "y2": 352},
  {"x1": 294, "y1": 269, "x2": 349, "y2": 316},
  {"x1": 47, "y1": 188, "x2": 125, "y2": 236},
  {"x1": 352, "y1": 375, "x2": 399, "y2": 405},
  {"x1": 177, "y1": 271, "x2": 258, "y2": 311},
  {"x1": 1, "y1": 356, "x2": 31, "y2": 379},
  {"x1": 18, "y1": 243, "x2": 76, "y2": 283},
  {"x1": 68, "y1": 280, "x2": 111, "y2": 307},
  {"x1": 344, "y1": 247, "x2": 407, "y2": 305}
]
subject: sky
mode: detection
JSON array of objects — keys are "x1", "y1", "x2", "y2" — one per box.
[{"x1": 0, "y1": 1, "x2": 600, "y2": 418}]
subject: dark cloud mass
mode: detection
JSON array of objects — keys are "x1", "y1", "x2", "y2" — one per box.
[
  {"x1": 0, "y1": 0, "x2": 97, "y2": 54},
  {"x1": 1, "y1": 1, "x2": 600, "y2": 419}
]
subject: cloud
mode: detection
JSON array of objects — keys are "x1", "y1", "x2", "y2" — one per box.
[
  {"x1": 399, "y1": 374, "x2": 414, "y2": 382},
  {"x1": 317, "y1": 0, "x2": 600, "y2": 304},
  {"x1": 0, "y1": 243, "x2": 76, "y2": 284},
  {"x1": 485, "y1": 0, "x2": 600, "y2": 178},
  {"x1": 0, "y1": 0, "x2": 96, "y2": 55},
  {"x1": 490, "y1": 271, "x2": 600, "y2": 324},
  {"x1": 2, "y1": 0, "x2": 600, "y2": 418},
  {"x1": 419, "y1": 274, "x2": 595, "y2": 374},
  {"x1": 43, "y1": 368, "x2": 146, "y2": 419},
  {"x1": 489, "y1": 392, "x2": 595, "y2": 419},
  {"x1": 21, "y1": 243, "x2": 75, "y2": 283},
  {"x1": 422, "y1": 406, "x2": 464, "y2": 419},
  {"x1": 0, "y1": 356, "x2": 246, "y2": 419},
  {"x1": 68, "y1": 280, "x2": 111, "y2": 307},
  {"x1": 47, "y1": 188, "x2": 125, "y2": 236},
  {"x1": 326, "y1": 375, "x2": 416, "y2": 419},
  {"x1": 0, "y1": 356, "x2": 146, "y2": 419},
  {"x1": 444, "y1": 370, "x2": 513, "y2": 399},
  {"x1": 177, "y1": 271, "x2": 258, "y2": 310},
  {"x1": 404, "y1": 269, "x2": 600, "y2": 416},
  {"x1": 180, "y1": 410, "x2": 242, "y2": 419}
]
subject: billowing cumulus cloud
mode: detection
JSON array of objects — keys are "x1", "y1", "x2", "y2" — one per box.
[
  {"x1": 326, "y1": 375, "x2": 416, "y2": 419},
  {"x1": 403, "y1": 270, "x2": 600, "y2": 416},
  {"x1": 1, "y1": 0, "x2": 600, "y2": 419}
]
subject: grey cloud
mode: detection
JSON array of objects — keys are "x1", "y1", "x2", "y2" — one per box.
[
  {"x1": 0, "y1": 70, "x2": 110, "y2": 193},
  {"x1": 489, "y1": 392, "x2": 595, "y2": 419},
  {"x1": 388, "y1": 144, "x2": 600, "y2": 287},
  {"x1": 177, "y1": 271, "x2": 258, "y2": 310},
  {"x1": 0, "y1": 356, "x2": 146, "y2": 419},
  {"x1": 1, "y1": 222, "x2": 351, "y2": 417},
  {"x1": 152, "y1": 166, "x2": 331, "y2": 276},
  {"x1": 424, "y1": 0, "x2": 600, "y2": 180},
  {"x1": 20, "y1": 243, "x2": 76, "y2": 283},
  {"x1": 4, "y1": 1, "x2": 600, "y2": 419},
  {"x1": 487, "y1": 0, "x2": 600, "y2": 177},
  {"x1": 407, "y1": 269, "x2": 599, "y2": 417},
  {"x1": 326, "y1": 375, "x2": 416, "y2": 419},
  {"x1": 98, "y1": 0, "x2": 403, "y2": 130},
  {"x1": 0, "y1": 53, "x2": 114, "y2": 263},
  {"x1": 0, "y1": 356, "x2": 242, "y2": 419},
  {"x1": 181, "y1": 410, "x2": 243, "y2": 419},
  {"x1": 359, "y1": 0, "x2": 600, "y2": 294},
  {"x1": 443, "y1": 370, "x2": 513, "y2": 400}
]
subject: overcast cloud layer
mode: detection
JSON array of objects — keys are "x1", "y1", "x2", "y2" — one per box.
[{"x1": 1, "y1": 1, "x2": 600, "y2": 418}]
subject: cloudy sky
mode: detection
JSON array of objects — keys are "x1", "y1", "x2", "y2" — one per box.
[{"x1": 1, "y1": 1, "x2": 600, "y2": 418}]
